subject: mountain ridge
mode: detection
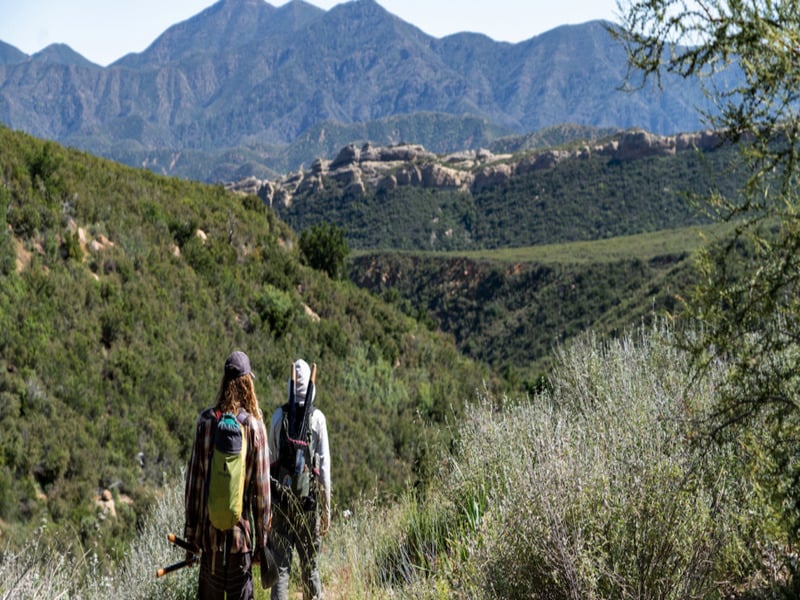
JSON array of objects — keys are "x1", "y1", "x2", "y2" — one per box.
[
  {"x1": 228, "y1": 128, "x2": 729, "y2": 219},
  {"x1": 0, "y1": 0, "x2": 730, "y2": 181}
]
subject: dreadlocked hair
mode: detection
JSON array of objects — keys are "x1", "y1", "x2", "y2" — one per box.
[{"x1": 216, "y1": 374, "x2": 263, "y2": 421}]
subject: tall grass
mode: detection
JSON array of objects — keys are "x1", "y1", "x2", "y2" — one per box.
[
  {"x1": 0, "y1": 473, "x2": 195, "y2": 600},
  {"x1": 442, "y1": 324, "x2": 758, "y2": 598},
  {"x1": 0, "y1": 528, "x2": 80, "y2": 599},
  {"x1": 86, "y1": 471, "x2": 196, "y2": 600},
  {"x1": 1, "y1": 323, "x2": 784, "y2": 598},
  {"x1": 322, "y1": 322, "x2": 774, "y2": 598}
]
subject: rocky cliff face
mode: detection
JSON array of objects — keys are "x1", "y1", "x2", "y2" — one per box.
[{"x1": 226, "y1": 128, "x2": 727, "y2": 207}]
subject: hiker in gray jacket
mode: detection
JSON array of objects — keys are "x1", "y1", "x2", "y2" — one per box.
[{"x1": 269, "y1": 358, "x2": 331, "y2": 600}]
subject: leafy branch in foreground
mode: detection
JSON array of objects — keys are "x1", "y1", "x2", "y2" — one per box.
[{"x1": 616, "y1": 0, "x2": 800, "y2": 538}]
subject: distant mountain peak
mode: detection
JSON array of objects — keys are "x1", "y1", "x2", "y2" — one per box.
[
  {"x1": 0, "y1": 40, "x2": 28, "y2": 65},
  {"x1": 330, "y1": 0, "x2": 394, "y2": 19},
  {"x1": 112, "y1": 0, "x2": 326, "y2": 67},
  {"x1": 0, "y1": 8, "x2": 728, "y2": 184},
  {"x1": 113, "y1": 0, "x2": 274, "y2": 67},
  {"x1": 317, "y1": 0, "x2": 429, "y2": 44},
  {"x1": 32, "y1": 43, "x2": 97, "y2": 68}
]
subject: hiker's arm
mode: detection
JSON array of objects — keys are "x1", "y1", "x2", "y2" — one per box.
[
  {"x1": 315, "y1": 411, "x2": 331, "y2": 535},
  {"x1": 253, "y1": 421, "x2": 272, "y2": 549},
  {"x1": 183, "y1": 419, "x2": 206, "y2": 548}
]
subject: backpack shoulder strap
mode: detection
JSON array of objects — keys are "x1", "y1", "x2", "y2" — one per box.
[
  {"x1": 236, "y1": 410, "x2": 252, "y2": 457},
  {"x1": 199, "y1": 406, "x2": 218, "y2": 421}
]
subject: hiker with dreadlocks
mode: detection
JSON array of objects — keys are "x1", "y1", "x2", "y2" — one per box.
[
  {"x1": 184, "y1": 350, "x2": 274, "y2": 599},
  {"x1": 269, "y1": 358, "x2": 331, "y2": 600}
]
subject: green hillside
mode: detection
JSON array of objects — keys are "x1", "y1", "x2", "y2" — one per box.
[
  {"x1": 0, "y1": 121, "x2": 746, "y2": 576},
  {"x1": 275, "y1": 140, "x2": 744, "y2": 252},
  {"x1": 349, "y1": 225, "x2": 719, "y2": 389},
  {"x1": 267, "y1": 132, "x2": 746, "y2": 390},
  {"x1": 0, "y1": 125, "x2": 491, "y2": 558}
]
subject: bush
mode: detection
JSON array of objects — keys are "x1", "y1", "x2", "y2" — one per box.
[
  {"x1": 442, "y1": 324, "x2": 764, "y2": 599},
  {"x1": 337, "y1": 323, "x2": 772, "y2": 598},
  {"x1": 299, "y1": 222, "x2": 349, "y2": 279},
  {"x1": 255, "y1": 284, "x2": 298, "y2": 337}
]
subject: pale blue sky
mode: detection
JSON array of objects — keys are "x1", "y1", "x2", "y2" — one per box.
[{"x1": 0, "y1": 0, "x2": 620, "y2": 66}]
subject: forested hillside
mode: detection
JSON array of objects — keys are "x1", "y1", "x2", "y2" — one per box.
[
  {"x1": 266, "y1": 133, "x2": 744, "y2": 388},
  {"x1": 274, "y1": 136, "x2": 745, "y2": 252},
  {"x1": 0, "y1": 125, "x2": 490, "y2": 561},
  {"x1": 350, "y1": 232, "x2": 701, "y2": 388}
]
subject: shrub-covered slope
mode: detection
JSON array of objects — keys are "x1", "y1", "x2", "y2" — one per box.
[
  {"x1": 349, "y1": 228, "x2": 702, "y2": 389},
  {"x1": 0, "y1": 125, "x2": 489, "y2": 555},
  {"x1": 273, "y1": 138, "x2": 744, "y2": 252}
]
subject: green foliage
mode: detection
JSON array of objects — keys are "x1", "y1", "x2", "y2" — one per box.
[
  {"x1": 0, "y1": 188, "x2": 15, "y2": 276},
  {"x1": 617, "y1": 0, "x2": 800, "y2": 551},
  {"x1": 276, "y1": 143, "x2": 743, "y2": 252},
  {"x1": 299, "y1": 222, "x2": 349, "y2": 279},
  {"x1": 350, "y1": 245, "x2": 698, "y2": 385},
  {"x1": 313, "y1": 324, "x2": 788, "y2": 598},
  {"x1": 62, "y1": 231, "x2": 83, "y2": 262},
  {"x1": 0, "y1": 124, "x2": 490, "y2": 563},
  {"x1": 255, "y1": 285, "x2": 298, "y2": 336}
]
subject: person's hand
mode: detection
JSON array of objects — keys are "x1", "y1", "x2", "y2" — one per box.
[
  {"x1": 186, "y1": 550, "x2": 198, "y2": 566},
  {"x1": 320, "y1": 510, "x2": 330, "y2": 536},
  {"x1": 259, "y1": 543, "x2": 279, "y2": 589}
]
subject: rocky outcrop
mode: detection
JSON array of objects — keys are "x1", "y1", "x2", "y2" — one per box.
[
  {"x1": 473, "y1": 163, "x2": 514, "y2": 193},
  {"x1": 63, "y1": 217, "x2": 116, "y2": 262},
  {"x1": 329, "y1": 144, "x2": 361, "y2": 170},
  {"x1": 614, "y1": 129, "x2": 725, "y2": 161},
  {"x1": 229, "y1": 175, "x2": 262, "y2": 197},
  {"x1": 420, "y1": 163, "x2": 471, "y2": 190},
  {"x1": 614, "y1": 130, "x2": 677, "y2": 160},
  {"x1": 95, "y1": 489, "x2": 116, "y2": 519},
  {"x1": 516, "y1": 150, "x2": 573, "y2": 176},
  {"x1": 225, "y1": 129, "x2": 727, "y2": 208}
]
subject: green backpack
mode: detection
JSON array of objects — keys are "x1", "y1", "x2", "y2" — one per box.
[{"x1": 207, "y1": 411, "x2": 248, "y2": 530}]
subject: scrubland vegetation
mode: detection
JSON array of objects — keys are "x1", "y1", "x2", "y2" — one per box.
[
  {"x1": 5, "y1": 2, "x2": 800, "y2": 596},
  {"x1": 0, "y1": 124, "x2": 488, "y2": 573},
  {"x1": 327, "y1": 324, "x2": 797, "y2": 599},
  {"x1": 3, "y1": 323, "x2": 795, "y2": 599}
]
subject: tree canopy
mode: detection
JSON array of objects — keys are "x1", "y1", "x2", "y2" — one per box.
[{"x1": 299, "y1": 222, "x2": 350, "y2": 279}]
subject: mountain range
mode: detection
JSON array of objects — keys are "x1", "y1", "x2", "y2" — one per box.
[{"x1": 0, "y1": 0, "x2": 727, "y2": 183}]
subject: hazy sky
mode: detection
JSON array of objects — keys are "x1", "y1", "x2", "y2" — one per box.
[{"x1": 0, "y1": 0, "x2": 620, "y2": 66}]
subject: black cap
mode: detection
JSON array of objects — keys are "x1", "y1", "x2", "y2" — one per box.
[{"x1": 224, "y1": 351, "x2": 255, "y2": 379}]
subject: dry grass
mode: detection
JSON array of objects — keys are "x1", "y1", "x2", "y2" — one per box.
[{"x1": 1, "y1": 322, "x2": 785, "y2": 599}]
